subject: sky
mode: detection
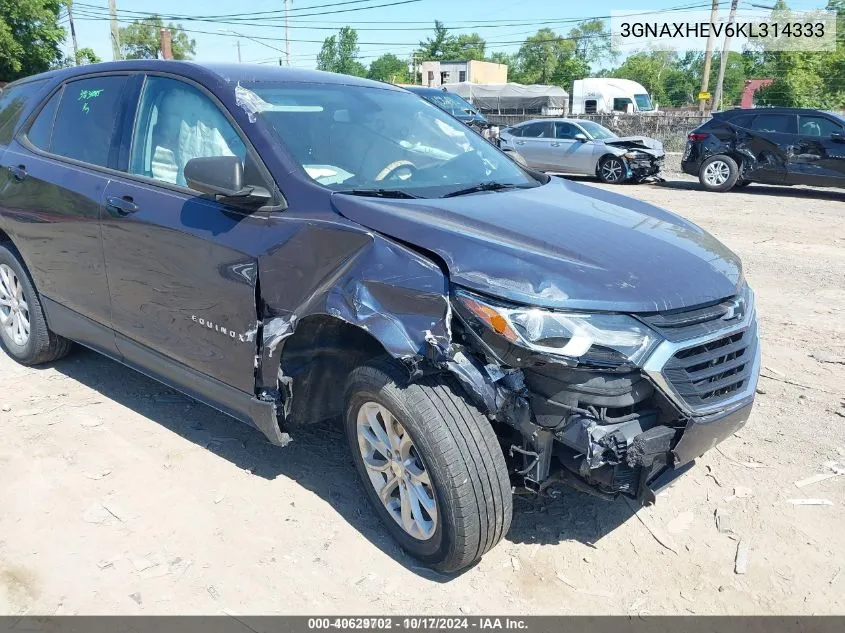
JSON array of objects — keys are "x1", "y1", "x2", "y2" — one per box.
[{"x1": 61, "y1": 0, "x2": 831, "y2": 71}]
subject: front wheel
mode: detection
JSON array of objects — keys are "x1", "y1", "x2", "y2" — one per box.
[
  {"x1": 699, "y1": 155, "x2": 739, "y2": 192},
  {"x1": 597, "y1": 155, "x2": 627, "y2": 184},
  {"x1": 344, "y1": 360, "x2": 512, "y2": 573}
]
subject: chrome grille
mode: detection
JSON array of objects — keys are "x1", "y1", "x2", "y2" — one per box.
[
  {"x1": 641, "y1": 285, "x2": 760, "y2": 416},
  {"x1": 662, "y1": 328, "x2": 757, "y2": 408}
]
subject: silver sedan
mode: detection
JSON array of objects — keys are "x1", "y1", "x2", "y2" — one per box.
[{"x1": 499, "y1": 118, "x2": 665, "y2": 184}]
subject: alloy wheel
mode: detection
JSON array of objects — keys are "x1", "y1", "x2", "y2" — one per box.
[
  {"x1": 356, "y1": 401, "x2": 438, "y2": 541},
  {"x1": 0, "y1": 264, "x2": 30, "y2": 347},
  {"x1": 703, "y1": 160, "x2": 730, "y2": 186},
  {"x1": 601, "y1": 158, "x2": 623, "y2": 182}
]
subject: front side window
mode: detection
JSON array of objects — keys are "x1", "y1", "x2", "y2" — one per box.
[
  {"x1": 799, "y1": 115, "x2": 842, "y2": 137},
  {"x1": 554, "y1": 122, "x2": 579, "y2": 139},
  {"x1": 577, "y1": 121, "x2": 616, "y2": 141},
  {"x1": 50, "y1": 76, "x2": 128, "y2": 168},
  {"x1": 130, "y1": 76, "x2": 247, "y2": 188},
  {"x1": 239, "y1": 82, "x2": 537, "y2": 198}
]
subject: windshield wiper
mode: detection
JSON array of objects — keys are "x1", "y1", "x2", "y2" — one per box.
[
  {"x1": 442, "y1": 182, "x2": 526, "y2": 198},
  {"x1": 337, "y1": 188, "x2": 421, "y2": 199}
]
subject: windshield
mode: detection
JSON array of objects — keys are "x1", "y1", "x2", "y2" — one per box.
[
  {"x1": 241, "y1": 82, "x2": 535, "y2": 198},
  {"x1": 424, "y1": 92, "x2": 477, "y2": 117},
  {"x1": 577, "y1": 121, "x2": 617, "y2": 140},
  {"x1": 634, "y1": 93, "x2": 654, "y2": 111}
]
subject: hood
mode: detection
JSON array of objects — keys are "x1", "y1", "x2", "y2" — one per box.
[
  {"x1": 330, "y1": 178, "x2": 742, "y2": 313},
  {"x1": 605, "y1": 136, "x2": 664, "y2": 155}
]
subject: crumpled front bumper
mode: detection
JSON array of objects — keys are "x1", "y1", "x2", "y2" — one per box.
[
  {"x1": 637, "y1": 399, "x2": 754, "y2": 503},
  {"x1": 624, "y1": 154, "x2": 664, "y2": 180}
]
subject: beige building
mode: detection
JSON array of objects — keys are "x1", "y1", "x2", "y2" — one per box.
[{"x1": 420, "y1": 60, "x2": 507, "y2": 88}]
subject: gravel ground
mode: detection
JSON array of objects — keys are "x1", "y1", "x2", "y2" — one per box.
[{"x1": 1, "y1": 176, "x2": 844, "y2": 615}]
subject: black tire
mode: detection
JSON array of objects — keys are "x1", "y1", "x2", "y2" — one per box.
[
  {"x1": 0, "y1": 242, "x2": 72, "y2": 365},
  {"x1": 344, "y1": 360, "x2": 512, "y2": 573},
  {"x1": 699, "y1": 154, "x2": 739, "y2": 192},
  {"x1": 597, "y1": 155, "x2": 627, "y2": 184},
  {"x1": 733, "y1": 179, "x2": 751, "y2": 189},
  {"x1": 503, "y1": 150, "x2": 528, "y2": 169}
]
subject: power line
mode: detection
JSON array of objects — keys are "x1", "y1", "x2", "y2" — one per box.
[
  {"x1": 73, "y1": 0, "x2": 422, "y2": 20},
  {"x1": 72, "y1": 1, "x2": 723, "y2": 29}
]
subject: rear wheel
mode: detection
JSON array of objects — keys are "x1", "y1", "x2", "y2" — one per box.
[
  {"x1": 344, "y1": 360, "x2": 512, "y2": 572},
  {"x1": 0, "y1": 243, "x2": 72, "y2": 365},
  {"x1": 597, "y1": 155, "x2": 627, "y2": 184},
  {"x1": 699, "y1": 155, "x2": 739, "y2": 192}
]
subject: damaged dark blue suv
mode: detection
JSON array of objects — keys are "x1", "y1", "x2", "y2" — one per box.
[{"x1": 0, "y1": 62, "x2": 760, "y2": 572}]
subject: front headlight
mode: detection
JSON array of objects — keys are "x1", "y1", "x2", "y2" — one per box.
[{"x1": 454, "y1": 288, "x2": 661, "y2": 367}]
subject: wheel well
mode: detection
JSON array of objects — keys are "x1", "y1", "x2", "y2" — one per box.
[
  {"x1": 595, "y1": 153, "x2": 622, "y2": 175},
  {"x1": 0, "y1": 227, "x2": 11, "y2": 245},
  {"x1": 279, "y1": 314, "x2": 397, "y2": 424}
]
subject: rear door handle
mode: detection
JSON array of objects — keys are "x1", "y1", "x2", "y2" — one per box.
[
  {"x1": 106, "y1": 195, "x2": 139, "y2": 215},
  {"x1": 515, "y1": 140, "x2": 525, "y2": 145},
  {"x1": 550, "y1": 142, "x2": 560, "y2": 147},
  {"x1": 8, "y1": 165, "x2": 27, "y2": 181}
]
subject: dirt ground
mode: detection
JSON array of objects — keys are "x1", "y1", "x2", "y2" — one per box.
[{"x1": 1, "y1": 176, "x2": 844, "y2": 615}]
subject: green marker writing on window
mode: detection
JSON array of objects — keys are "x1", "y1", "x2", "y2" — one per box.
[{"x1": 79, "y1": 88, "x2": 104, "y2": 114}]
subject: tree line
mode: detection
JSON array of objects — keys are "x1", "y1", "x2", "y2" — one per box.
[
  {"x1": 2, "y1": 1, "x2": 842, "y2": 109},
  {"x1": 316, "y1": 2, "x2": 844, "y2": 109}
]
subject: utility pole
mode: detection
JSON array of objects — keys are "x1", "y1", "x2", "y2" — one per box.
[
  {"x1": 108, "y1": 0, "x2": 121, "y2": 61},
  {"x1": 284, "y1": 0, "x2": 291, "y2": 66},
  {"x1": 698, "y1": 0, "x2": 719, "y2": 113},
  {"x1": 236, "y1": 39, "x2": 242, "y2": 63},
  {"x1": 713, "y1": 0, "x2": 740, "y2": 111},
  {"x1": 67, "y1": 0, "x2": 80, "y2": 64}
]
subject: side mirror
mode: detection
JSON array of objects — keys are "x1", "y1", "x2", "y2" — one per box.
[
  {"x1": 574, "y1": 133, "x2": 588, "y2": 143},
  {"x1": 184, "y1": 156, "x2": 270, "y2": 205}
]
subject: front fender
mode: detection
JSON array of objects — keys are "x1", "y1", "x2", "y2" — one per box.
[{"x1": 255, "y1": 218, "x2": 452, "y2": 394}]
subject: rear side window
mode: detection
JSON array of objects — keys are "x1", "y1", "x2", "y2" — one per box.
[
  {"x1": 751, "y1": 114, "x2": 796, "y2": 134},
  {"x1": 729, "y1": 114, "x2": 754, "y2": 128},
  {"x1": 26, "y1": 89, "x2": 62, "y2": 151},
  {"x1": 519, "y1": 121, "x2": 552, "y2": 138},
  {"x1": 0, "y1": 80, "x2": 47, "y2": 146},
  {"x1": 799, "y1": 115, "x2": 842, "y2": 137},
  {"x1": 50, "y1": 76, "x2": 129, "y2": 168}
]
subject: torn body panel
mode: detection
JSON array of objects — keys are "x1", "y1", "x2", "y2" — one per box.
[{"x1": 249, "y1": 216, "x2": 452, "y2": 440}]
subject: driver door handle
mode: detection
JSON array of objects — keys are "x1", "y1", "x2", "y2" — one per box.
[
  {"x1": 550, "y1": 142, "x2": 560, "y2": 147},
  {"x1": 106, "y1": 195, "x2": 139, "y2": 216}
]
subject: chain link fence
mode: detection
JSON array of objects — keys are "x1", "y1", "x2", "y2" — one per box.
[{"x1": 487, "y1": 112, "x2": 712, "y2": 152}]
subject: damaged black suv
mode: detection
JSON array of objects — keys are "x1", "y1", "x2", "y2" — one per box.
[
  {"x1": 0, "y1": 62, "x2": 760, "y2": 572},
  {"x1": 683, "y1": 107, "x2": 845, "y2": 192}
]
